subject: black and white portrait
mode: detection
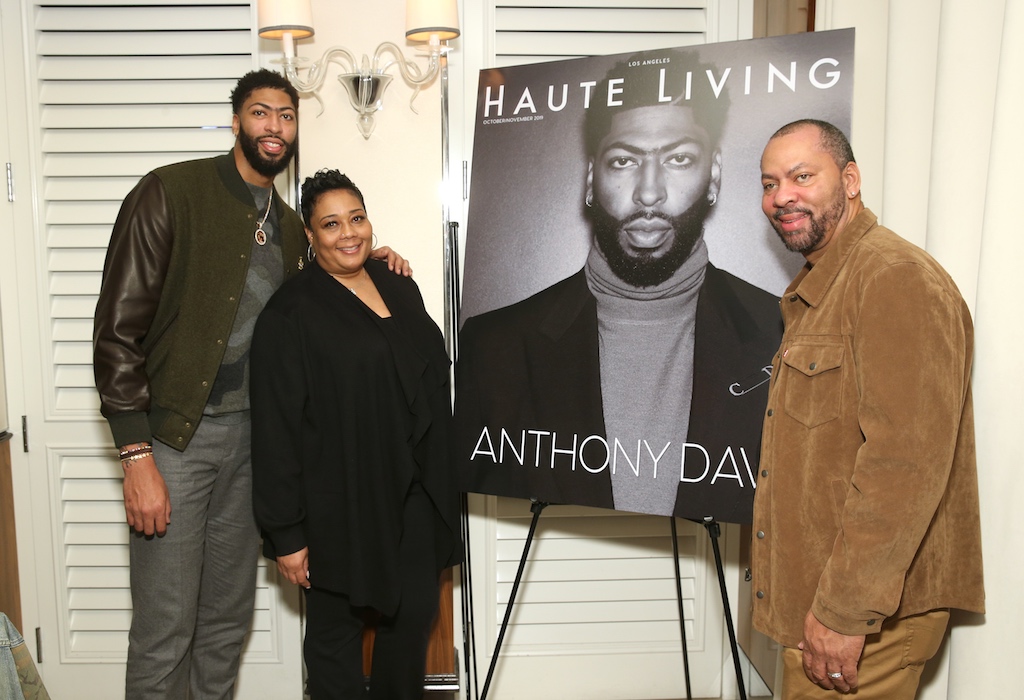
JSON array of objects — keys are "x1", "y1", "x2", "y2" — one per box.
[{"x1": 456, "y1": 30, "x2": 855, "y2": 523}]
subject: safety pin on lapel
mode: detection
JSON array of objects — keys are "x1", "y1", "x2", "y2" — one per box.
[{"x1": 729, "y1": 365, "x2": 773, "y2": 396}]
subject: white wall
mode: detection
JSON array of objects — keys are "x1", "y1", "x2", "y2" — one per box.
[
  {"x1": 264, "y1": 0, "x2": 454, "y2": 326},
  {"x1": 0, "y1": 319, "x2": 7, "y2": 435}
]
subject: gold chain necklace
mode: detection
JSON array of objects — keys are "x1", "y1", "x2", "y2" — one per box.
[{"x1": 254, "y1": 194, "x2": 272, "y2": 246}]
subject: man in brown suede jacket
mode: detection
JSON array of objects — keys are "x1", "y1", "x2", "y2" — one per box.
[{"x1": 751, "y1": 119, "x2": 984, "y2": 699}]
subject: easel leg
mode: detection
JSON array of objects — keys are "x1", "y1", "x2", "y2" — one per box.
[
  {"x1": 670, "y1": 517, "x2": 693, "y2": 699},
  {"x1": 704, "y1": 518, "x2": 747, "y2": 700},
  {"x1": 459, "y1": 492, "x2": 479, "y2": 700},
  {"x1": 480, "y1": 500, "x2": 547, "y2": 700}
]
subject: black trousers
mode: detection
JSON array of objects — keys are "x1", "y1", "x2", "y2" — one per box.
[{"x1": 304, "y1": 484, "x2": 440, "y2": 700}]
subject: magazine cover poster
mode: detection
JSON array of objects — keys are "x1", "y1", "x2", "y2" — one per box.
[{"x1": 455, "y1": 29, "x2": 855, "y2": 523}]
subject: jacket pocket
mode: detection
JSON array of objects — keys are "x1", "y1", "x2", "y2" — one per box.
[
  {"x1": 142, "y1": 306, "x2": 179, "y2": 354},
  {"x1": 781, "y1": 343, "x2": 844, "y2": 428}
]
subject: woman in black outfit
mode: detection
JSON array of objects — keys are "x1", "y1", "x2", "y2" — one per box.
[{"x1": 250, "y1": 170, "x2": 460, "y2": 699}]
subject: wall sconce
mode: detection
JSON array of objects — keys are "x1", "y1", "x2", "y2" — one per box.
[{"x1": 258, "y1": 0, "x2": 460, "y2": 139}]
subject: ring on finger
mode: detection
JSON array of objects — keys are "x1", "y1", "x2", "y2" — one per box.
[{"x1": 828, "y1": 672, "x2": 843, "y2": 679}]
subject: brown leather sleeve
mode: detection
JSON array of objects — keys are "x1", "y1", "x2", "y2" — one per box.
[{"x1": 92, "y1": 173, "x2": 174, "y2": 447}]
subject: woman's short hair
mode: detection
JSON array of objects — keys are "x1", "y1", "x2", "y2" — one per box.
[{"x1": 300, "y1": 169, "x2": 366, "y2": 228}]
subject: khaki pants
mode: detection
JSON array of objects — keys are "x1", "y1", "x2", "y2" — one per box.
[{"x1": 781, "y1": 610, "x2": 949, "y2": 699}]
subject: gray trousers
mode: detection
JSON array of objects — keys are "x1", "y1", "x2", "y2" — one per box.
[{"x1": 126, "y1": 416, "x2": 259, "y2": 700}]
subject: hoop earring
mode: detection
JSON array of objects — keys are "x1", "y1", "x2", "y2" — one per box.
[
  {"x1": 372, "y1": 233, "x2": 378, "y2": 249},
  {"x1": 307, "y1": 243, "x2": 316, "y2": 261},
  {"x1": 585, "y1": 193, "x2": 593, "y2": 208},
  {"x1": 708, "y1": 193, "x2": 717, "y2": 207}
]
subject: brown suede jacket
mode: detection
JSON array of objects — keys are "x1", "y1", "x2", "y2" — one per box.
[
  {"x1": 92, "y1": 153, "x2": 306, "y2": 450},
  {"x1": 751, "y1": 209, "x2": 985, "y2": 647}
]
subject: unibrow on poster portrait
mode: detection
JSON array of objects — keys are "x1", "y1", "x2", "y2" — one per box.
[{"x1": 455, "y1": 29, "x2": 855, "y2": 523}]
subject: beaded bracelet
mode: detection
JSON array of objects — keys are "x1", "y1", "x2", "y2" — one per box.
[
  {"x1": 120, "y1": 450, "x2": 153, "y2": 464},
  {"x1": 119, "y1": 443, "x2": 152, "y2": 459}
]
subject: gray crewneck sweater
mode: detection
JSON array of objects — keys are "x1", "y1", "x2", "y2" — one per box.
[
  {"x1": 205, "y1": 182, "x2": 285, "y2": 417},
  {"x1": 585, "y1": 239, "x2": 708, "y2": 514}
]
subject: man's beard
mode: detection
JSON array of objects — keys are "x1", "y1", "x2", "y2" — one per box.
[
  {"x1": 589, "y1": 195, "x2": 710, "y2": 288},
  {"x1": 238, "y1": 128, "x2": 296, "y2": 179},
  {"x1": 770, "y1": 182, "x2": 845, "y2": 254}
]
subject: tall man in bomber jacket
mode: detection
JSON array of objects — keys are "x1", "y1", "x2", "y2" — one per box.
[
  {"x1": 752, "y1": 119, "x2": 984, "y2": 698},
  {"x1": 93, "y1": 70, "x2": 408, "y2": 699}
]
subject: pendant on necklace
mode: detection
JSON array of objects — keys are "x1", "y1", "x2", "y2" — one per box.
[{"x1": 254, "y1": 194, "x2": 272, "y2": 246}]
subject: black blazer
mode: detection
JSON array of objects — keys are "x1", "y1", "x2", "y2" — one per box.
[
  {"x1": 250, "y1": 259, "x2": 461, "y2": 615},
  {"x1": 455, "y1": 264, "x2": 781, "y2": 523}
]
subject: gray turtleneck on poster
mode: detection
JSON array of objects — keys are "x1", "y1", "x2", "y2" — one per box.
[{"x1": 585, "y1": 239, "x2": 709, "y2": 515}]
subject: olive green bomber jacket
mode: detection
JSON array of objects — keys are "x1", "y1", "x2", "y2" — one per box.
[
  {"x1": 750, "y1": 209, "x2": 985, "y2": 647},
  {"x1": 93, "y1": 153, "x2": 306, "y2": 450}
]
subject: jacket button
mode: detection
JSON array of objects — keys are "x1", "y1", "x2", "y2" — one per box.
[
  {"x1": 809, "y1": 362, "x2": 817, "y2": 370},
  {"x1": 176, "y1": 437, "x2": 183, "y2": 443},
  {"x1": 789, "y1": 294, "x2": 798, "y2": 302},
  {"x1": 767, "y1": 408, "x2": 774, "y2": 417},
  {"x1": 867, "y1": 619, "x2": 877, "y2": 626},
  {"x1": 761, "y1": 470, "x2": 768, "y2": 478},
  {"x1": 185, "y1": 422, "x2": 191, "y2": 428},
  {"x1": 201, "y1": 380, "x2": 208, "y2": 387},
  {"x1": 756, "y1": 531, "x2": 765, "y2": 539},
  {"x1": 217, "y1": 339, "x2": 224, "y2": 345},
  {"x1": 756, "y1": 590, "x2": 765, "y2": 599},
  {"x1": 229, "y1": 296, "x2": 236, "y2": 302}
]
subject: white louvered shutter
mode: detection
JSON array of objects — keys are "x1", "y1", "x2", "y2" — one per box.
[
  {"x1": 3, "y1": 1, "x2": 302, "y2": 695},
  {"x1": 494, "y1": 0, "x2": 709, "y2": 65},
  {"x1": 39, "y1": 2, "x2": 252, "y2": 416}
]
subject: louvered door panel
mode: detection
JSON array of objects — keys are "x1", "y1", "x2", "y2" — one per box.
[
  {"x1": 3, "y1": 2, "x2": 302, "y2": 694},
  {"x1": 494, "y1": 1, "x2": 707, "y2": 64},
  {"x1": 36, "y1": 1, "x2": 249, "y2": 417}
]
